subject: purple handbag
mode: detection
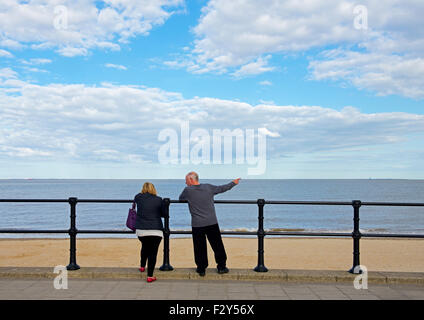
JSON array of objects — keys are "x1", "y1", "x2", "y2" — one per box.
[{"x1": 126, "y1": 202, "x2": 137, "y2": 231}]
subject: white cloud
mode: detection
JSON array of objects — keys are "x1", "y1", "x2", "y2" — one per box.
[
  {"x1": 105, "y1": 63, "x2": 127, "y2": 70},
  {"x1": 0, "y1": 68, "x2": 18, "y2": 80},
  {"x1": 0, "y1": 39, "x2": 24, "y2": 50},
  {"x1": 232, "y1": 56, "x2": 274, "y2": 78},
  {"x1": 179, "y1": 0, "x2": 363, "y2": 74},
  {"x1": 309, "y1": 50, "x2": 424, "y2": 99},
  {"x1": 0, "y1": 0, "x2": 184, "y2": 57},
  {"x1": 258, "y1": 99, "x2": 275, "y2": 105},
  {"x1": 169, "y1": 0, "x2": 424, "y2": 98},
  {"x1": 0, "y1": 49, "x2": 13, "y2": 58},
  {"x1": 22, "y1": 67, "x2": 49, "y2": 73},
  {"x1": 18, "y1": 58, "x2": 52, "y2": 74},
  {"x1": 258, "y1": 127, "x2": 280, "y2": 138},
  {"x1": 259, "y1": 80, "x2": 272, "y2": 86},
  {"x1": 21, "y1": 58, "x2": 52, "y2": 65},
  {"x1": 1, "y1": 70, "x2": 423, "y2": 166},
  {"x1": 56, "y1": 47, "x2": 89, "y2": 57},
  {"x1": 0, "y1": 146, "x2": 52, "y2": 158},
  {"x1": 93, "y1": 148, "x2": 148, "y2": 162}
]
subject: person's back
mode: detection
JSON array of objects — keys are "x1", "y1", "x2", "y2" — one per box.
[
  {"x1": 134, "y1": 192, "x2": 165, "y2": 230},
  {"x1": 179, "y1": 182, "x2": 235, "y2": 227},
  {"x1": 179, "y1": 172, "x2": 240, "y2": 276},
  {"x1": 133, "y1": 182, "x2": 166, "y2": 283}
]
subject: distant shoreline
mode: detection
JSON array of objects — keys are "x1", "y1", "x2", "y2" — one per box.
[{"x1": 1, "y1": 178, "x2": 423, "y2": 181}]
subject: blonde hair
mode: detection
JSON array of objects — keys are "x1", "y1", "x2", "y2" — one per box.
[{"x1": 141, "y1": 182, "x2": 157, "y2": 196}]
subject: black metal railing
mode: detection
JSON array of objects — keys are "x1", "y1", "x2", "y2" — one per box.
[{"x1": 0, "y1": 198, "x2": 423, "y2": 274}]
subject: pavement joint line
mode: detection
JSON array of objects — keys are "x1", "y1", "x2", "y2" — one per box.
[{"x1": 0, "y1": 267, "x2": 423, "y2": 285}]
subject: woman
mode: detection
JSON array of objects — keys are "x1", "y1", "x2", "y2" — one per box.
[{"x1": 133, "y1": 182, "x2": 167, "y2": 283}]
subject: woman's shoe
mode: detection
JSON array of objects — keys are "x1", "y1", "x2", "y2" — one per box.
[
  {"x1": 147, "y1": 276, "x2": 157, "y2": 283},
  {"x1": 139, "y1": 267, "x2": 145, "y2": 272}
]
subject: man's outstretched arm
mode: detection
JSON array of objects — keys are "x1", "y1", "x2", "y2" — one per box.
[{"x1": 213, "y1": 178, "x2": 241, "y2": 195}]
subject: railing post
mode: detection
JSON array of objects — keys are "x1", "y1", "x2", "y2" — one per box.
[
  {"x1": 349, "y1": 200, "x2": 362, "y2": 274},
  {"x1": 160, "y1": 198, "x2": 173, "y2": 271},
  {"x1": 254, "y1": 198, "x2": 268, "y2": 272},
  {"x1": 67, "y1": 197, "x2": 80, "y2": 271}
]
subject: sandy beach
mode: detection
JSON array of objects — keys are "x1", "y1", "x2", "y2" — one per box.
[{"x1": 0, "y1": 237, "x2": 423, "y2": 272}]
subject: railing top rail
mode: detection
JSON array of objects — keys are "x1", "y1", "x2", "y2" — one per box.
[
  {"x1": 0, "y1": 199, "x2": 69, "y2": 202},
  {"x1": 264, "y1": 200, "x2": 352, "y2": 205},
  {"x1": 1, "y1": 198, "x2": 424, "y2": 206},
  {"x1": 360, "y1": 201, "x2": 424, "y2": 206}
]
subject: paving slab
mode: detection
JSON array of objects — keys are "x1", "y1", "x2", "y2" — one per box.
[{"x1": 0, "y1": 278, "x2": 422, "y2": 300}]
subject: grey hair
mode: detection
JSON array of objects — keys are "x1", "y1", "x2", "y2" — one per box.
[{"x1": 186, "y1": 171, "x2": 199, "y2": 181}]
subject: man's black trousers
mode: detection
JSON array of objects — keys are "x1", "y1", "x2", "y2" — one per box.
[{"x1": 192, "y1": 223, "x2": 227, "y2": 271}]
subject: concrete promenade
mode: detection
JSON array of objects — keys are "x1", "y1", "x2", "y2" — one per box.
[
  {"x1": 0, "y1": 267, "x2": 423, "y2": 300},
  {"x1": 0, "y1": 278, "x2": 423, "y2": 300}
]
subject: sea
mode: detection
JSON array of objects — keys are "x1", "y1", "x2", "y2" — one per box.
[{"x1": 0, "y1": 179, "x2": 423, "y2": 238}]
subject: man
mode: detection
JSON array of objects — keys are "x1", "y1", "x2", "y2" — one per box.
[{"x1": 179, "y1": 171, "x2": 240, "y2": 276}]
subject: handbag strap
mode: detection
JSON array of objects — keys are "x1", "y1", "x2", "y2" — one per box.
[{"x1": 132, "y1": 202, "x2": 136, "y2": 210}]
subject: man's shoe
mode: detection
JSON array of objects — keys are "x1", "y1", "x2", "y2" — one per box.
[
  {"x1": 217, "y1": 267, "x2": 229, "y2": 274},
  {"x1": 196, "y1": 269, "x2": 206, "y2": 277}
]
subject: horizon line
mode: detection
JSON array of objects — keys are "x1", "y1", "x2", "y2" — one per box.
[{"x1": 0, "y1": 178, "x2": 423, "y2": 181}]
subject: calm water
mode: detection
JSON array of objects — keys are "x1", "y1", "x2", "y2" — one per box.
[{"x1": 0, "y1": 179, "x2": 423, "y2": 238}]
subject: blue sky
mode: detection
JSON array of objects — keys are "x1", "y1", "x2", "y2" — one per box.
[{"x1": 0, "y1": 0, "x2": 423, "y2": 179}]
